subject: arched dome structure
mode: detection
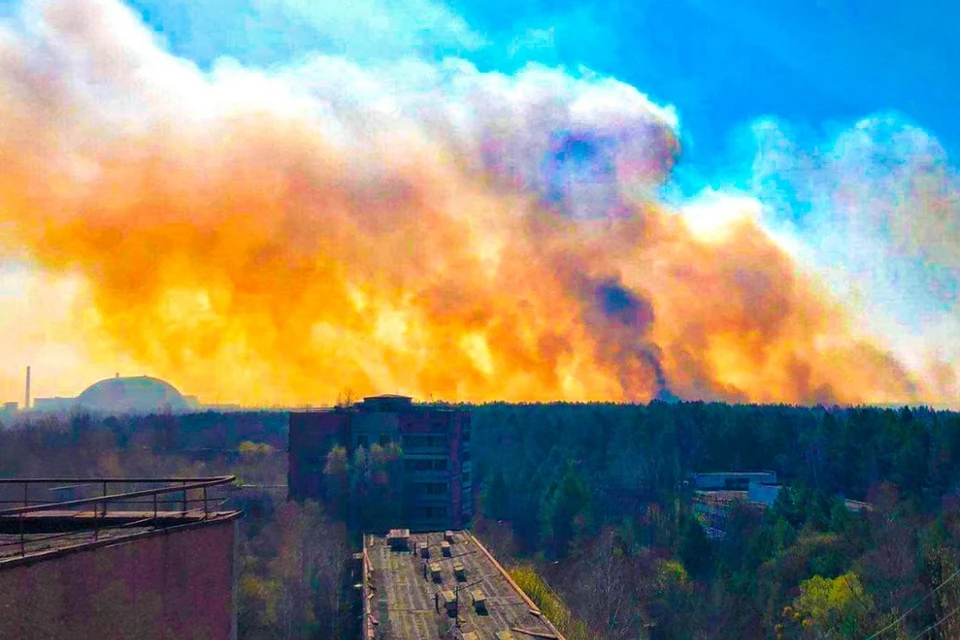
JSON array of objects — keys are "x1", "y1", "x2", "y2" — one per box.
[{"x1": 76, "y1": 376, "x2": 190, "y2": 414}]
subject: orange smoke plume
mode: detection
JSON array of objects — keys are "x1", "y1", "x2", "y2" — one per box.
[{"x1": 0, "y1": 0, "x2": 935, "y2": 406}]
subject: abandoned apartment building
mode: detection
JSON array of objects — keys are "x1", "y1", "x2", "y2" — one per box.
[{"x1": 289, "y1": 395, "x2": 473, "y2": 531}]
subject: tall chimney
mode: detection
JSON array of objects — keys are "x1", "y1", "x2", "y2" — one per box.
[{"x1": 25, "y1": 365, "x2": 30, "y2": 410}]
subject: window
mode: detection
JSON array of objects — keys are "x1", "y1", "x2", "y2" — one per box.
[
  {"x1": 379, "y1": 434, "x2": 389, "y2": 447},
  {"x1": 421, "y1": 506, "x2": 448, "y2": 519},
  {"x1": 417, "y1": 483, "x2": 446, "y2": 495},
  {"x1": 462, "y1": 428, "x2": 470, "y2": 442},
  {"x1": 357, "y1": 435, "x2": 369, "y2": 449}
]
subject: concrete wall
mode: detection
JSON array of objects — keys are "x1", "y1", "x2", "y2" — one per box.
[
  {"x1": 0, "y1": 518, "x2": 238, "y2": 640},
  {"x1": 692, "y1": 471, "x2": 777, "y2": 490},
  {"x1": 748, "y1": 482, "x2": 783, "y2": 506}
]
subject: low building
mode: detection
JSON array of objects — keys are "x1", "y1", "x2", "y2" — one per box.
[
  {"x1": 693, "y1": 491, "x2": 749, "y2": 538},
  {"x1": 688, "y1": 471, "x2": 777, "y2": 491},
  {"x1": 361, "y1": 530, "x2": 566, "y2": 640},
  {"x1": 0, "y1": 402, "x2": 17, "y2": 425},
  {"x1": 747, "y1": 481, "x2": 783, "y2": 506}
]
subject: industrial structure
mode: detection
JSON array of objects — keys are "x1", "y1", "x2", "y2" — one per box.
[
  {"x1": 0, "y1": 476, "x2": 241, "y2": 639},
  {"x1": 687, "y1": 470, "x2": 778, "y2": 491},
  {"x1": 11, "y1": 373, "x2": 200, "y2": 416},
  {"x1": 289, "y1": 395, "x2": 473, "y2": 531},
  {"x1": 361, "y1": 529, "x2": 566, "y2": 640},
  {"x1": 689, "y1": 470, "x2": 871, "y2": 538}
]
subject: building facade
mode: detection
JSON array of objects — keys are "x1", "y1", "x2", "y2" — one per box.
[
  {"x1": 289, "y1": 395, "x2": 473, "y2": 531},
  {"x1": 687, "y1": 471, "x2": 777, "y2": 491},
  {"x1": 0, "y1": 477, "x2": 240, "y2": 640}
]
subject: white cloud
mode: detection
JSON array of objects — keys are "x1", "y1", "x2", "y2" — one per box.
[
  {"x1": 507, "y1": 27, "x2": 555, "y2": 59},
  {"x1": 256, "y1": 0, "x2": 487, "y2": 60}
]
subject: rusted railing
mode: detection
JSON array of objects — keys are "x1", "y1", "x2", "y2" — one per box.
[{"x1": 0, "y1": 476, "x2": 236, "y2": 559}]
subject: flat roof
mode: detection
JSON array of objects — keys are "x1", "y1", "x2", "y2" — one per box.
[
  {"x1": 691, "y1": 471, "x2": 776, "y2": 476},
  {"x1": 363, "y1": 530, "x2": 565, "y2": 640},
  {"x1": 0, "y1": 510, "x2": 241, "y2": 567}
]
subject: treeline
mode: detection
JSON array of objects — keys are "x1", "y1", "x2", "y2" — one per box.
[
  {"x1": 6, "y1": 400, "x2": 960, "y2": 639},
  {"x1": 469, "y1": 401, "x2": 960, "y2": 639}
]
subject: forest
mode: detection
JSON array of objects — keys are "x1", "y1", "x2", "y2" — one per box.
[{"x1": 2, "y1": 400, "x2": 960, "y2": 639}]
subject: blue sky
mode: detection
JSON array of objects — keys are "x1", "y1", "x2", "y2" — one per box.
[{"x1": 109, "y1": 0, "x2": 959, "y2": 183}]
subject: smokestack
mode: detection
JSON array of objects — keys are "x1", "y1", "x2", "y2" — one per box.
[{"x1": 25, "y1": 365, "x2": 30, "y2": 411}]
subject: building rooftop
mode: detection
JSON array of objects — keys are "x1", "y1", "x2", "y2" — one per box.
[
  {"x1": 0, "y1": 476, "x2": 240, "y2": 567},
  {"x1": 690, "y1": 471, "x2": 777, "y2": 477},
  {"x1": 0, "y1": 511, "x2": 240, "y2": 565},
  {"x1": 362, "y1": 530, "x2": 565, "y2": 640}
]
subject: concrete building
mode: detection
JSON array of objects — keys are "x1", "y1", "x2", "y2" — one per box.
[
  {"x1": 747, "y1": 481, "x2": 783, "y2": 506},
  {"x1": 0, "y1": 402, "x2": 17, "y2": 425},
  {"x1": 289, "y1": 395, "x2": 473, "y2": 531},
  {"x1": 361, "y1": 529, "x2": 566, "y2": 640},
  {"x1": 0, "y1": 476, "x2": 241, "y2": 639},
  {"x1": 687, "y1": 471, "x2": 777, "y2": 491},
  {"x1": 28, "y1": 375, "x2": 197, "y2": 415}
]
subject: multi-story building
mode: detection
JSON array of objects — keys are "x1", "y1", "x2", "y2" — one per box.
[{"x1": 289, "y1": 395, "x2": 473, "y2": 532}]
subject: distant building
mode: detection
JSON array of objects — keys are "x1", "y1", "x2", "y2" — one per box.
[
  {"x1": 0, "y1": 402, "x2": 17, "y2": 425},
  {"x1": 29, "y1": 376, "x2": 192, "y2": 416},
  {"x1": 77, "y1": 376, "x2": 191, "y2": 414},
  {"x1": 289, "y1": 395, "x2": 473, "y2": 532},
  {"x1": 747, "y1": 481, "x2": 783, "y2": 506},
  {"x1": 31, "y1": 397, "x2": 76, "y2": 413},
  {"x1": 688, "y1": 471, "x2": 777, "y2": 491},
  {"x1": 688, "y1": 471, "x2": 780, "y2": 539},
  {"x1": 691, "y1": 470, "x2": 870, "y2": 538}
]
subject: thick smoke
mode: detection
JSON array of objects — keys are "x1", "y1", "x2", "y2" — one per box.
[
  {"x1": 0, "y1": 0, "x2": 946, "y2": 406},
  {"x1": 751, "y1": 115, "x2": 960, "y2": 401}
]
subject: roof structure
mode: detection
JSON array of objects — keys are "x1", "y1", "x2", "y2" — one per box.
[
  {"x1": 0, "y1": 477, "x2": 240, "y2": 566},
  {"x1": 76, "y1": 375, "x2": 190, "y2": 414},
  {"x1": 362, "y1": 530, "x2": 565, "y2": 640}
]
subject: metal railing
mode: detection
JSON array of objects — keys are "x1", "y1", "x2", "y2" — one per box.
[{"x1": 0, "y1": 476, "x2": 236, "y2": 560}]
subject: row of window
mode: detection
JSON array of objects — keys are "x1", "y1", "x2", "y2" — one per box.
[
  {"x1": 416, "y1": 482, "x2": 447, "y2": 495},
  {"x1": 413, "y1": 506, "x2": 448, "y2": 519},
  {"x1": 355, "y1": 434, "x2": 392, "y2": 449},
  {"x1": 404, "y1": 459, "x2": 448, "y2": 471},
  {"x1": 401, "y1": 435, "x2": 448, "y2": 449},
  {"x1": 353, "y1": 433, "x2": 470, "y2": 449}
]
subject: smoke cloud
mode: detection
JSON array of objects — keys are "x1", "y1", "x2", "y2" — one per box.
[{"x1": 0, "y1": 0, "x2": 952, "y2": 406}]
